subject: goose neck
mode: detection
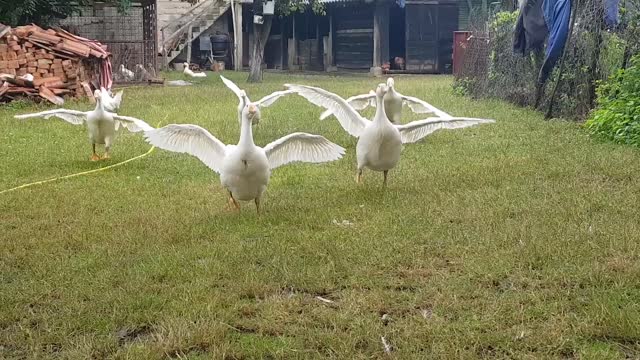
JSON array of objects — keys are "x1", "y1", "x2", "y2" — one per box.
[
  {"x1": 373, "y1": 94, "x2": 387, "y2": 125},
  {"x1": 238, "y1": 116, "x2": 255, "y2": 147}
]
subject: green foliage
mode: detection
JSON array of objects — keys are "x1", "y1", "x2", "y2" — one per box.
[
  {"x1": 0, "y1": 0, "x2": 87, "y2": 27},
  {"x1": 586, "y1": 55, "x2": 640, "y2": 146},
  {"x1": 451, "y1": 77, "x2": 473, "y2": 96},
  {"x1": 273, "y1": 0, "x2": 325, "y2": 17},
  {"x1": 0, "y1": 0, "x2": 186, "y2": 27},
  {"x1": 490, "y1": 10, "x2": 518, "y2": 31}
]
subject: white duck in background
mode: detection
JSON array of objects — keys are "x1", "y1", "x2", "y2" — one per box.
[
  {"x1": 183, "y1": 63, "x2": 207, "y2": 78},
  {"x1": 144, "y1": 99, "x2": 345, "y2": 214},
  {"x1": 286, "y1": 83, "x2": 495, "y2": 186},
  {"x1": 119, "y1": 64, "x2": 135, "y2": 81},
  {"x1": 99, "y1": 86, "x2": 123, "y2": 112},
  {"x1": 220, "y1": 75, "x2": 293, "y2": 125},
  {"x1": 320, "y1": 77, "x2": 451, "y2": 124},
  {"x1": 15, "y1": 89, "x2": 153, "y2": 161}
]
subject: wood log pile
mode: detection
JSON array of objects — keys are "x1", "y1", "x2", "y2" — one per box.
[{"x1": 0, "y1": 23, "x2": 112, "y2": 105}]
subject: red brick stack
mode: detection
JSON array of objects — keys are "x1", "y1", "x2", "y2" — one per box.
[{"x1": 0, "y1": 23, "x2": 111, "y2": 104}]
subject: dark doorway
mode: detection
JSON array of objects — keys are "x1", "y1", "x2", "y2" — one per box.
[{"x1": 389, "y1": 4, "x2": 406, "y2": 68}]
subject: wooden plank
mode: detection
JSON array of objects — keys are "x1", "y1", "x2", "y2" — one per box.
[
  {"x1": 39, "y1": 85, "x2": 64, "y2": 105},
  {"x1": 81, "y1": 81, "x2": 95, "y2": 103}
]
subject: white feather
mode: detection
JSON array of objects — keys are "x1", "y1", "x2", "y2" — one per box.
[
  {"x1": 400, "y1": 95, "x2": 452, "y2": 118},
  {"x1": 144, "y1": 124, "x2": 227, "y2": 174},
  {"x1": 255, "y1": 90, "x2": 295, "y2": 108},
  {"x1": 285, "y1": 83, "x2": 370, "y2": 138},
  {"x1": 263, "y1": 132, "x2": 345, "y2": 169},
  {"x1": 396, "y1": 117, "x2": 495, "y2": 144},
  {"x1": 100, "y1": 87, "x2": 123, "y2": 112},
  {"x1": 220, "y1": 74, "x2": 244, "y2": 100},
  {"x1": 319, "y1": 93, "x2": 376, "y2": 120},
  {"x1": 113, "y1": 114, "x2": 154, "y2": 133},
  {"x1": 14, "y1": 109, "x2": 88, "y2": 125},
  {"x1": 220, "y1": 75, "x2": 293, "y2": 125}
]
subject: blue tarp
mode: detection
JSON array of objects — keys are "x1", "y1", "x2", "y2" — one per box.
[
  {"x1": 538, "y1": 0, "x2": 571, "y2": 83},
  {"x1": 605, "y1": 0, "x2": 620, "y2": 28}
]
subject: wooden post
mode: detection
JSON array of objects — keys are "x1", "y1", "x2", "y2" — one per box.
[
  {"x1": 328, "y1": 13, "x2": 333, "y2": 67},
  {"x1": 186, "y1": 25, "x2": 193, "y2": 65},
  {"x1": 234, "y1": 2, "x2": 243, "y2": 70},
  {"x1": 162, "y1": 29, "x2": 168, "y2": 70},
  {"x1": 372, "y1": 1, "x2": 389, "y2": 74},
  {"x1": 288, "y1": 15, "x2": 298, "y2": 68},
  {"x1": 316, "y1": 18, "x2": 322, "y2": 70},
  {"x1": 280, "y1": 19, "x2": 286, "y2": 69}
]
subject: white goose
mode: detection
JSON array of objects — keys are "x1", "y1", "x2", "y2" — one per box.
[
  {"x1": 286, "y1": 83, "x2": 495, "y2": 186},
  {"x1": 183, "y1": 63, "x2": 207, "y2": 78},
  {"x1": 99, "y1": 86, "x2": 123, "y2": 112},
  {"x1": 119, "y1": 64, "x2": 135, "y2": 81},
  {"x1": 14, "y1": 89, "x2": 153, "y2": 161},
  {"x1": 320, "y1": 77, "x2": 451, "y2": 124},
  {"x1": 220, "y1": 75, "x2": 293, "y2": 125},
  {"x1": 144, "y1": 98, "x2": 345, "y2": 214}
]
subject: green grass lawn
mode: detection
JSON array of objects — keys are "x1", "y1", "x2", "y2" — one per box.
[{"x1": 1, "y1": 72, "x2": 640, "y2": 359}]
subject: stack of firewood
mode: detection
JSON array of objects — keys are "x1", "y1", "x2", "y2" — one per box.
[{"x1": 0, "y1": 23, "x2": 112, "y2": 105}]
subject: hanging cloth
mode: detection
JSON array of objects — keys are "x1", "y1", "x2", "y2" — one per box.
[
  {"x1": 604, "y1": 0, "x2": 620, "y2": 28},
  {"x1": 537, "y1": 0, "x2": 571, "y2": 84},
  {"x1": 513, "y1": 0, "x2": 548, "y2": 55}
]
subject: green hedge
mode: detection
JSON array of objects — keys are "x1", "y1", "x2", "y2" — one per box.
[{"x1": 586, "y1": 55, "x2": 640, "y2": 146}]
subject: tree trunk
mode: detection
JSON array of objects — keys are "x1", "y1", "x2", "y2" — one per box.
[{"x1": 247, "y1": 15, "x2": 273, "y2": 83}]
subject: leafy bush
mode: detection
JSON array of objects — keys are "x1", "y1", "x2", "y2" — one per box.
[{"x1": 586, "y1": 55, "x2": 640, "y2": 146}]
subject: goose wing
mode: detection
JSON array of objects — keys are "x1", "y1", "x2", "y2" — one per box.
[
  {"x1": 397, "y1": 93, "x2": 452, "y2": 118},
  {"x1": 100, "y1": 87, "x2": 123, "y2": 112},
  {"x1": 14, "y1": 109, "x2": 88, "y2": 125},
  {"x1": 255, "y1": 90, "x2": 294, "y2": 107},
  {"x1": 285, "y1": 84, "x2": 370, "y2": 138},
  {"x1": 395, "y1": 117, "x2": 495, "y2": 144},
  {"x1": 263, "y1": 132, "x2": 345, "y2": 170},
  {"x1": 111, "y1": 114, "x2": 154, "y2": 133},
  {"x1": 144, "y1": 124, "x2": 228, "y2": 174},
  {"x1": 220, "y1": 75, "x2": 244, "y2": 101},
  {"x1": 319, "y1": 93, "x2": 376, "y2": 120}
]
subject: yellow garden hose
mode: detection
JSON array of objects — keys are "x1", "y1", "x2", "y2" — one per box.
[{"x1": 0, "y1": 146, "x2": 156, "y2": 195}]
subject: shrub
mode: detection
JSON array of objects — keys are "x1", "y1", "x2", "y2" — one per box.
[{"x1": 585, "y1": 55, "x2": 640, "y2": 146}]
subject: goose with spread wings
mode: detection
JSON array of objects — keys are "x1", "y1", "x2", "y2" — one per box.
[
  {"x1": 144, "y1": 98, "x2": 345, "y2": 214},
  {"x1": 99, "y1": 87, "x2": 123, "y2": 112},
  {"x1": 319, "y1": 77, "x2": 452, "y2": 124},
  {"x1": 220, "y1": 75, "x2": 293, "y2": 125},
  {"x1": 286, "y1": 83, "x2": 495, "y2": 186},
  {"x1": 14, "y1": 89, "x2": 153, "y2": 161}
]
